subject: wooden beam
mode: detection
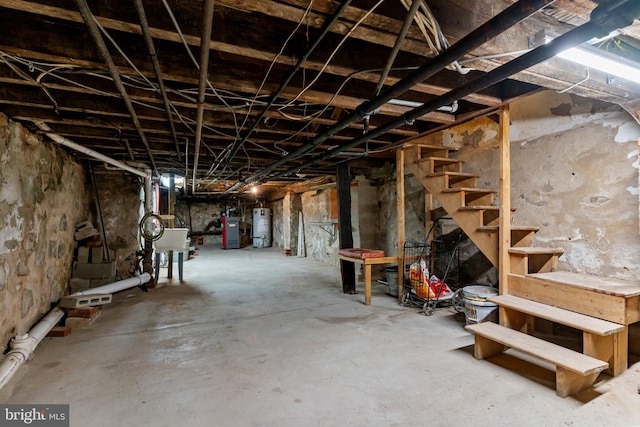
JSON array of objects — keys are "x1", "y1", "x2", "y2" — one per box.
[
  {"x1": 499, "y1": 105, "x2": 511, "y2": 295},
  {"x1": 0, "y1": 46, "x2": 452, "y2": 125},
  {"x1": 0, "y1": 0, "x2": 502, "y2": 107},
  {"x1": 396, "y1": 147, "x2": 406, "y2": 301}
]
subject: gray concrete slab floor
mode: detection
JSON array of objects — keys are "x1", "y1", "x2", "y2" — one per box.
[{"x1": 1, "y1": 246, "x2": 638, "y2": 426}]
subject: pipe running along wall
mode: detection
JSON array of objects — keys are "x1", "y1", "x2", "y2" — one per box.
[
  {"x1": 72, "y1": 273, "x2": 152, "y2": 296},
  {"x1": 273, "y1": 0, "x2": 640, "y2": 177},
  {"x1": 0, "y1": 307, "x2": 65, "y2": 390},
  {"x1": 223, "y1": 0, "x2": 558, "y2": 193},
  {"x1": 34, "y1": 122, "x2": 150, "y2": 179},
  {"x1": 0, "y1": 273, "x2": 152, "y2": 391}
]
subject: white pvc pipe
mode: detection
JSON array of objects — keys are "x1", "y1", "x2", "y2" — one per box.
[
  {"x1": 0, "y1": 273, "x2": 151, "y2": 391},
  {"x1": 34, "y1": 122, "x2": 150, "y2": 179},
  {"x1": 72, "y1": 273, "x2": 151, "y2": 296},
  {"x1": 0, "y1": 307, "x2": 65, "y2": 390}
]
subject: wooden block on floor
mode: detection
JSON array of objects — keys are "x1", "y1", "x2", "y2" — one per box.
[
  {"x1": 46, "y1": 325, "x2": 72, "y2": 337},
  {"x1": 65, "y1": 309, "x2": 101, "y2": 329},
  {"x1": 67, "y1": 306, "x2": 102, "y2": 318}
]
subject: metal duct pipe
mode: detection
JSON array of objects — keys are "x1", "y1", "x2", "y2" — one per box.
[
  {"x1": 191, "y1": 0, "x2": 216, "y2": 195},
  {"x1": 34, "y1": 122, "x2": 150, "y2": 179},
  {"x1": 274, "y1": 0, "x2": 640, "y2": 177},
  {"x1": 0, "y1": 307, "x2": 65, "y2": 391},
  {"x1": 224, "y1": 0, "x2": 353, "y2": 167},
  {"x1": 74, "y1": 0, "x2": 160, "y2": 178},
  {"x1": 224, "y1": 0, "x2": 557, "y2": 193},
  {"x1": 72, "y1": 273, "x2": 152, "y2": 296},
  {"x1": 134, "y1": 0, "x2": 182, "y2": 163}
]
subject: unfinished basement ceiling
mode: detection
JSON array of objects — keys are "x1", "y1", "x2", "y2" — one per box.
[{"x1": 0, "y1": 0, "x2": 639, "y2": 194}]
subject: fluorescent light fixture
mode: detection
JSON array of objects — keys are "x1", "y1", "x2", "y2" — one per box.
[
  {"x1": 557, "y1": 46, "x2": 640, "y2": 84},
  {"x1": 388, "y1": 98, "x2": 423, "y2": 108},
  {"x1": 388, "y1": 99, "x2": 459, "y2": 113}
]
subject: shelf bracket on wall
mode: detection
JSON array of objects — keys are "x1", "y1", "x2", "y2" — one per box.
[{"x1": 307, "y1": 220, "x2": 338, "y2": 237}]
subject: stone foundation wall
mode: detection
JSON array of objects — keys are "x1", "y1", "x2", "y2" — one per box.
[{"x1": 0, "y1": 114, "x2": 89, "y2": 348}]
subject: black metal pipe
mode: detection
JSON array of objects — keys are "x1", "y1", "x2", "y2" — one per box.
[
  {"x1": 134, "y1": 0, "x2": 182, "y2": 163},
  {"x1": 191, "y1": 0, "x2": 216, "y2": 194},
  {"x1": 74, "y1": 0, "x2": 160, "y2": 178},
  {"x1": 374, "y1": 0, "x2": 423, "y2": 96},
  {"x1": 225, "y1": 0, "x2": 353, "y2": 169},
  {"x1": 273, "y1": 0, "x2": 640, "y2": 177},
  {"x1": 224, "y1": 0, "x2": 557, "y2": 193}
]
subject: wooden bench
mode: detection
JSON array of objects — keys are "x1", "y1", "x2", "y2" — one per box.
[
  {"x1": 490, "y1": 294, "x2": 626, "y2": 376},
  {"x1": 466, "y1": 321, "x2": 608, "y2": 397}
]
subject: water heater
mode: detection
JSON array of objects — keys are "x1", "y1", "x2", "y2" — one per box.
[{"x1": 252, "y1": 208, "x2": 271, "y2": 248}]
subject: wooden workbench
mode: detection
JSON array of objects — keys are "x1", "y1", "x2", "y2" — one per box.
[{"x1": 338, "y1": 255, "x2": 399, "y2": 305}]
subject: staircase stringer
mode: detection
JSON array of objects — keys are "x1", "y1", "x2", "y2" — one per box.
[{"x1": 405, "y1": 149, "x2": 499, "y2": 266}]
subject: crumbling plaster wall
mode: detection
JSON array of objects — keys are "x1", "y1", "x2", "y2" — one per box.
[
  {"x1": 272, "y1": 199, "x2": 284, "y2": 249},
  {"x1": 0, "y1": 114, "x2": 89, "y2": 348},
  {"x1": 301, "y1": 189, "x2": 339, "y2": 264},
  {"x1": 444, "y1": 90, "x2": 640, "y2": 280},
  {"x1": 511, "y1": 91, "x2": 640, "y2": 279}
]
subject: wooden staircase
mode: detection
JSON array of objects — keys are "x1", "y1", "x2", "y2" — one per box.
[{"x1": 403, "y1": 141, "x2": 640, "y2": 397}]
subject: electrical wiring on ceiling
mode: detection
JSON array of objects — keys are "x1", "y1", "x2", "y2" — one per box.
[
  {"x1": 161, "y1": 0, "x2": 241, "y2": 142},
  {"x1": 199, "y1": 1, "x2": 321, "y2": 183},
  {"x1": 278, "y1": 0, "x2": 387, "y2": 110},
  {"x1": 0, "y1": 53, "x2": 60, "y2": 114},
  {"x1": 1, "y1": 0, "x2": 471, "y2": 189},
  {"x1": 399, "y1": 0, "x2": 470, "y2": 74},
  {"x1": 92, "y1": 15, "x2": 158, "y2": 91},
  {"x1": 237, "y1": 0, "x2": 316, "y2": 131},
  {"x1": 11, "y1": 53, "x2": 248, "y2": 142},
  {"x1": 0, "y1": 52, "x2": 253, "y2": 171},
  {"x1": 197, "y1": 1, "x2": 396, "y2": 178}
]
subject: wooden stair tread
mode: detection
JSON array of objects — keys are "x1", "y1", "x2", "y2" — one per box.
[
  {"x1": 489, "y1": 294, "x2": 624, "y2": 336},
  {"x1": 477, "y1": 225, "x2": 539, "y2": 232},
  {"x1": 529, "y1": 271, "x2": 640, "y2": 298},
  {"x1": 459, "y1": 205, "x2": 515, "y2": 211},
  {"x1": 429, "y1": 171, "x2": 478, "y2": 178},
  {"x1": 465, "y1": 322, "x2": 608, "y2": 375},
  {"x1": 509, "y1": 247, "x2": 564, "y2": 255},
  {"x1": 403, "y1": 143, "x2": 453, "y2": 152},
  {"x1": 442, "y1": 187, "x2": 496, "y2": 194},
  {"x1": 415, "y1": 156, "x2": 464, "y2": 164}
]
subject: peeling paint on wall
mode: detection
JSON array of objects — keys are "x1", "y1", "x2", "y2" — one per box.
[{"x1": 508, "y1": 91, "x2": 640, "y2": 280}]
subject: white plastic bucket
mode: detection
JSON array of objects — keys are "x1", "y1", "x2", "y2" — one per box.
[{"x1": 463, "y1": 285, "x2": 498, "y2": 325}]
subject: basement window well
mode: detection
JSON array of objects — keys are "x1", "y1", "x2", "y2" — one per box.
[{"x1": 160, "y1": 175, "x2": 185, "y2": 188}]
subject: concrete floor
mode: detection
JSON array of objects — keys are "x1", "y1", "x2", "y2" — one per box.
[{"x1": 1, "y1": 245, "x2": 639, "y2": 426}]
